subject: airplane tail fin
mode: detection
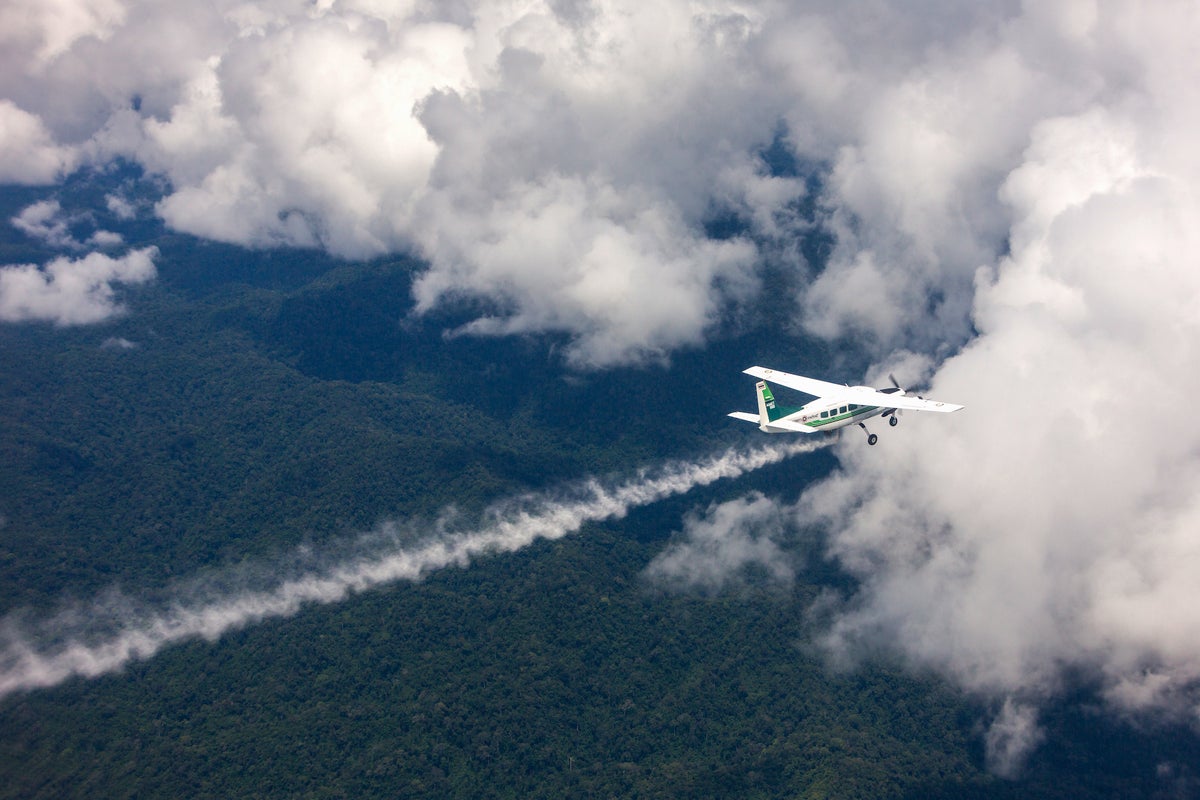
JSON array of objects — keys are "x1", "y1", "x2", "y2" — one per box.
[
  {"x1": 756, "y1": 381, "x2": 802, "y2": 422},
  {"x1": 728, "y1": 381, "x2": 807, "y2": 431},
  {"x1": 755, "y1": 381, "x2": 773, "y2": 423}
]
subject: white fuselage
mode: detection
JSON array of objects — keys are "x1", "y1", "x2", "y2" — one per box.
[{"x1": 762, "y1": 386, "x2": 899, "y2": 434}]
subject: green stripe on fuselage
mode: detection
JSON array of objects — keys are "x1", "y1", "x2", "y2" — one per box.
[{"x1": 804, "y1": 405, "x2": 880, "y2": 428}]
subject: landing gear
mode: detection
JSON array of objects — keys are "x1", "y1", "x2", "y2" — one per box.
[
  {"x1": 888, "y1": 414, "x2": 899, "y2": 427},
  {"x1": 859, "y1": 422, "x2": 879, "y2": 446}
]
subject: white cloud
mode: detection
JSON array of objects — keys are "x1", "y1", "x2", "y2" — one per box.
[
  {"x1": 11, "y1": 199, "x2": 123, "y2": 250},
  {"x1": 412, "y1": 175, "x2": 758, "y2": 367},
  {"x1": 406, "y1": 3, "x2": 787, "y2": 366},
  {"x1": 104, "y1": 193, "x2": 136, "y2": 220},
  {"x1": 0, "y1": 101, "x2": 77, "y2": 184},
  {"x1": 87, "y1": 229, "x2": 124, "y2": 247},
  {"x1": 984, "y1": 699, "x2": 1045, "y2": 778},
  {"x1": 644, "y1": 492, "x2": 796, "y2": 593},
  {"x1": 0, "y1": 0, "x2": 127, "y2": 64},
  {"x1": 798, "y1": 5, "x2": 1200, "y2": 769},
  {"x1": 142, "y1": 16, "x2": 469, "y2": 256},
  {"x1": 0, "y1": 0, "x2": 1098, "y2": 360},
  {"x1": 0, "y1": 0, "x2": 796, "y2": 367},
  {"x1": 11, "y1": 200, "x2": 76, "y2": 248},
  {"x1": 0, "y1": 247, "x2": 157, "y2": 325},
  {"x1": 782, "y1": 4, "x2": 1111, "y2": 350}
]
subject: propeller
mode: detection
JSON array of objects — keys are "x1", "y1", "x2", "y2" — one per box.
[
  {"x1": 888, "y1": 373, "x2": 925, "y2": 400},
  {"x1": 884, "y1": 373, "x2": 921, "y2": 423}
]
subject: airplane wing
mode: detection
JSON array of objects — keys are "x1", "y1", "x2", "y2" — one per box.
[
  {"x1": 857, "y1": 392, "x2": 964, "y2": 413},
  {"x1": 742, "y1": 366, "x2": 848, "y2": 398},
  {"x1": 744, "y1": 365, "x2": 964, "y2": 413}
]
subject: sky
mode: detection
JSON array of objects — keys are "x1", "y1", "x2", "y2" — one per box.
[{"x1": 3, "y1": 0, "x2": 1200, "y2": 775}]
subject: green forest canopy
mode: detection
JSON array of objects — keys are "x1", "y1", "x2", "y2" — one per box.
[{"x1": 0, "y1": 174, "x2": 1196, "y2": 799}]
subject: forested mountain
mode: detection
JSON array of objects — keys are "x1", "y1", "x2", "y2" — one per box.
[{"x1": 1, "y1": 175, "x2": 1196, "y2": 799}]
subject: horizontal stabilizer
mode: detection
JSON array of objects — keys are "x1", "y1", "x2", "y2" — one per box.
[
  {"x1": 762, "y1": 418, "x2": 818, "y2": 433},
  {"x1": 727, "y1": 411, "x2": 817, "y2": 434}
]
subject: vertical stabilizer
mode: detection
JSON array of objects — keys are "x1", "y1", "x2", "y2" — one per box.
[
  {"x1": 728, "y1": 380, "x2": 805, "y2": 432},
  {"x1": 756, "y1": 380, "x2": 803, "y2": 423},
  {"x1": 755, "y1": 381, "x2": 774, "y2": 425}
]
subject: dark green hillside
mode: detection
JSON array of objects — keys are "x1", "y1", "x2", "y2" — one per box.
[
  {"x1": 1, "y1": 174, "x2": 1197, "y2": 797},
  {"x1": 0, "y1": 528, "x2": 985, "y2": 799},
  {"x1": 3, "y1": 506, "x2": 1196, "y2": 799},
  {"x1": 0, "y1": 241, "x2": 795, "y2": 608}
]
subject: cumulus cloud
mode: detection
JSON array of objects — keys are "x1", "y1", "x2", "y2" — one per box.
[
  {"x1": 0, "y1": 0, "x2": 800, "y2": 366},
  {"x1": 0, "y1": 247, "x2": 157, "y2": 325},
  {"x1": 140, "y1": 14, "x2": 468, "y2": 255},
  {"x1": 412, "y1": 175, "x2": 758, "y2": 367},
  {"x1": 0, "y1": 0, "x2": 127, "y2": 65},
  {"x1": 779, "y1": 3, "x2": 1116, "y2": 350},
  {"x1": 796, "y1": 4, "x2": 1200, "y2": 772},
  {"x1": 644, "y1": 492, "x2": 796, "y2": 593},
  {"x1": 11, "y1": 199, "x2": 123, "y2": 250},
  {"x1": 0, "y1": 0, "x2": 1127, "y2": 362},
  {"x1": 0, "y1": 101, "x2": 77, "y2": 184},
  {"x1": 87, "y1": 229, "x2": 123, "y2": 247},
  {"x1": 11, "y1": 200, "x2": 76, "y2": 248},
  {"x1": 104, "y1": 193, "x2": 136, "y2": 220}
]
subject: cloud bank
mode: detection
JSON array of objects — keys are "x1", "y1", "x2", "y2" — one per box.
[
  {"x1": 0, "y1": 439, "x2": 826, "y2": 697},
  {"x1": 802, "y1": 92, "x2": 1200, "y2": 767},
  {"x1": 0, "y1": 0, "x2": 1066, "y2": 362},
  {"x1": 2, "y1": 2, "x2": 1188, "y2": 363},
  {"x1": 3, "y1": 0, "x2": 794, "y2": 365}
]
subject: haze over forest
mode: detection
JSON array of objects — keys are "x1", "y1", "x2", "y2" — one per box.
[{"x1": 3, "y1": 1, "x2": 1200, "y2": 797}]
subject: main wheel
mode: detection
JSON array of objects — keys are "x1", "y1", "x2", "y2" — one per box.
[
  {"x1": 867, "y1": 433, "x2": 878, "y2": 446},
  {"x1": 889, "y1": 415, "x2": 898, "y2": 427}
]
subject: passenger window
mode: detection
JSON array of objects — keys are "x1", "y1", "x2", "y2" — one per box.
[
  {"x1": 839, "y1": 406, "x2": 847, "y2": 414},
  {"x1": 820, "y1": 410, "x2": 828, "y2": 419}
]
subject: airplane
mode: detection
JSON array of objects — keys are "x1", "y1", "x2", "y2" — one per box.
[{"x1": 729, "y1": 365, "x2": 964, "y2": 445}]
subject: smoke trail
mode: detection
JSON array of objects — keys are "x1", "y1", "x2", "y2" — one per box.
[{"x1": 0, "y1": 439, "x2": 827, "y2": 697}]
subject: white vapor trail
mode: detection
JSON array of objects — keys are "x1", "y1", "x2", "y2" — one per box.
[{"x1": 0, "y1": 439, "x2": 826, "y2": 697}]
